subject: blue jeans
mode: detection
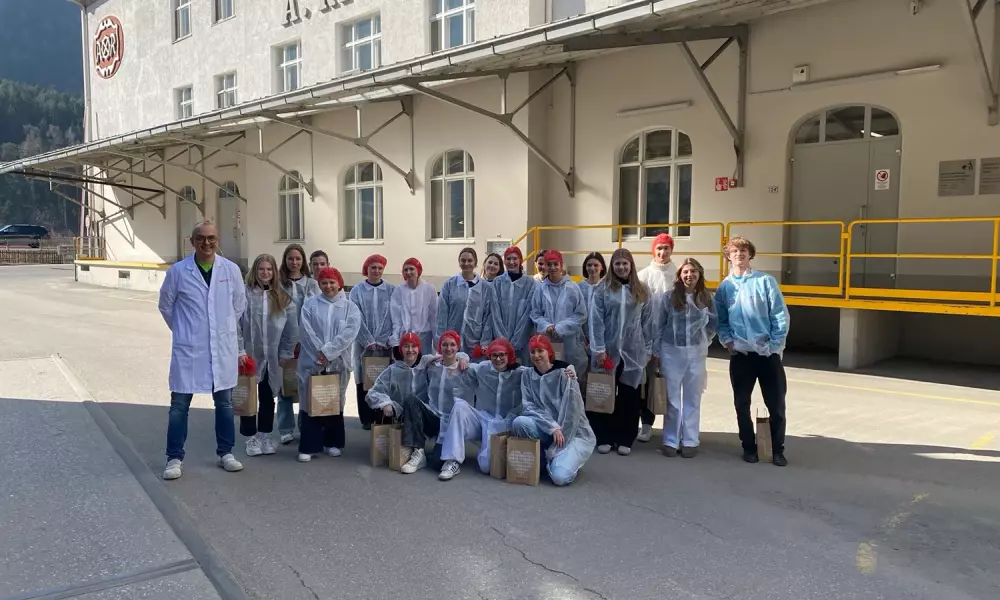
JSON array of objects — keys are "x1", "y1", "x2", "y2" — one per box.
[
  {"x1": 166, "y1": 389, "x2": 236, "y2": 461},
  {"x1": 511, "y1": 416, "x2": 594, "y2": 486},
  {"x1": 276, "y1": 394, "x2": 298, "y2": 435}
]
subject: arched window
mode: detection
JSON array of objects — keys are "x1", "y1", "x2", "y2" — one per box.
[
  {"x1": 344, "y1": 162, "x2": 383, "y2": 241},
  {"x1": 618, "y1": 129, "x2": 693, "y2": 238},
  {"x1": 279, "y1": 172, "x2": 304, "y2": 242},
  {"x1": 430, "y1": 150, "x2": 475, "y2": 240},
  {"x1": 794, "y1": 105, "x2": 900, "y2": 145},
  {"x1": 219, "y1": 181, "x2": 240, "y2": 199}
]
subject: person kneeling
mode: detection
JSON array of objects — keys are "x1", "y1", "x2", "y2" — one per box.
[{"x1": 511, "y1": 335, "x2": 596, "y2": 486}]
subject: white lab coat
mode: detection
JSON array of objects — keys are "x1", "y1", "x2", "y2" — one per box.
[
  {"x1": 158, "y1": 255, "x2": 247, "y2": 394},
  {"x1": 390, "y1": 280, "x2": 438, "y2": 352}
]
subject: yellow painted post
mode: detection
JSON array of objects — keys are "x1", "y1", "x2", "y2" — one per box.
[
  {"x1": 991, "y1": 219, "x2": 999, "y2": 306},
  {"x1": 533, "y1": 228, "x2": 540, "y2": 275},
  {"x1": 617, "y1": 227, "x2": 623, "y2": 249},
  {"x1": 839, "y1": 226, "x2": 847, "y2": 296},
  {"x1": 845, "y1": 224, "x2": 855, "y2": 300}
]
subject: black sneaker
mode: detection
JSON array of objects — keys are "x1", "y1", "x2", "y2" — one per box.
[
  {"x1": 742, "y1": 451, "x2": 759, "y2": 463},
  {"x1": 362, "y1": 423, "x2": 372, "y2": 431},
  {"x1": 772, "y1": 453, "x2": 788, "y2": 467}
]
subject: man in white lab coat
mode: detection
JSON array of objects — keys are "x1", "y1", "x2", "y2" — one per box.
[{"x1": 158, "y1": 222, "x2": 248, "y2": 480}]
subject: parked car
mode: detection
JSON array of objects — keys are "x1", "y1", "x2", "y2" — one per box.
[{"x1": 0, "y1": 224, "x2": 51, "y2": 248}]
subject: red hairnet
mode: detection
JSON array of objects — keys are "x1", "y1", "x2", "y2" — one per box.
[
  {"x1": 437, "y1": 330, "x2": 461, "y2": 354},
  {"x1": 362, "y1": 254, "x2": 387, "y2": 274},
  {"x1": 651, "y1": 233, "x2": 674, "y2": 252},
  {"x1": 400, "y1": 331, "x2": 422, "y2": 352},
  {"x1": 402, "y1": 257, "x2": 423, "y2": 277},
  {"x1": 503, "y1": 246, "x2": 523, "y2": 263},
  {"x1": 528, "y1": 335, "x2": 555, "y2": 361},
  {"x1": 487, "y1": 338, "x2": 516, "y2": 364},
  {"x1": 542, "y1": 250, "x2": 564, "y2": 266},
  {"x1": 316, "y1": 267, "x2": 344, "y2": 288}
]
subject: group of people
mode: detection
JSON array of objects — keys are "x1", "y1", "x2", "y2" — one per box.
[{"x1": 157, "y1": 221, "x2": 791, "y2": 485}]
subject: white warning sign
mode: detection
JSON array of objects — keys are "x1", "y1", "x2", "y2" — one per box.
[{"x1": 874, "y1": 169, "x2": 890, "y2": 191}]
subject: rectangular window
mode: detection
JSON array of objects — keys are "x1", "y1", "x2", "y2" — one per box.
[
  {"x1": 215, "y1": 72, "x2": 238, "y2": 109},
  {"x1": 279, "y1": 191, "x2": 304, "y2": 241},
  {"x1": 618, "y1": 129, "x2": 693, "y2": 239},
  {"x1": 341, "y1": 15, "x2": 381, "y2": 73},
  {"x1": 175, "y1": 86, "x2": 193, "y2": 119},
  {"x1": 431, "y1": 0, "x2": 475, "y2": 52},
  {"x1": 214, "y1": 0, "x2": 234, "y2": 23},
  {"x1": 278, "y1": 42, "x2": 301, "y2": 92},
  {"x1": 344, "y1": 186, "x2": 382, "y2": 241},
  {"x1": 174, "y1": 0, "x2": 192, "y2": 41},
  {"x1": 550, "y1": 0, "x2": 585, "y2": 21}
]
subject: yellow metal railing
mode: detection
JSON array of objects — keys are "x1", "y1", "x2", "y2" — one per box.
[{"x1": 73, "y1": 237, "x2": 106, "y2": 260}]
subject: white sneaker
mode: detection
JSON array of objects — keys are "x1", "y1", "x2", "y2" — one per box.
[
  {"x1": 325, "y1": 447, "x2": 342, "y2": 457},
  {"x1": 260, "y1": 433, "x2": 276, "y2": 455},
  {"x1": 217, "y1": 454, "x2": 243, "y2": 472},
  {"x1": 439, "y1": 460, "x2": 460, "y2": 481},
  {"x1": 163, "y1": 459, "x2": 182, "y2": 480},
  {"x1": 618, "y1": 446, "x2": 632, "y2": 456},
  {"x1": 597, "y1": 444, "x2": 612, "y2": 454},
  {"x1": 297, "y1": 453, "x2": 313, "y2": 463},
  {"x1": 637, "y1": 424, "x2": 652, "y2": 443},
  {"x1": 400, "y1": 448, "x2": 426, "y2": 474},
  {"x1": 245, "y1": 435, "x2": 262, "y2": 457},
  {"x1": 280, "y1": 433, "x2": 295, "y2": 445}
]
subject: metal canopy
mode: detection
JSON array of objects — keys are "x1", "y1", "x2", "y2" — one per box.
[{"x1": 958, "y1": 0, "x2": 1000, "y2": 125}]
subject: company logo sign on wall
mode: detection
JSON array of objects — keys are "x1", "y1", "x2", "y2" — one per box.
[{"x1": 94, "y1": 16, "x2": 125, "y2": 79}]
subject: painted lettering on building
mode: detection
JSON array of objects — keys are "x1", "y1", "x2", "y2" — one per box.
[
  {"x1": 94, "y1": 15, "x2": 125, "y2": 79},
  {"x1": 283, "y1": 0, "x2": 356, "y2": 26}
]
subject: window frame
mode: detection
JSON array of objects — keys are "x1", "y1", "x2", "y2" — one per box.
[
  {"x1": 214, "y1": 0, "x2": 235, "y2": 23},
  {"x1": 430, "y1": 0, "x2": 475, "y2": 52},
  {"x1": 341, "y1": 14, "x2": 382, "y2": 74},
  {"x1": 277, "y1": 41, "x2": 302, "y2": 93},
  {"x1": 342, "y1": 162, "x2": 384, "y2": 242},
  {"x1": 278, "y1": 173, "x2": 305, "y2": 242},
  {"x1": 429, "y1": 150, "x2": 476, "y2": 241},
  {"x1": 215, "y1": 72, "x2": 238, "y2": 109},
  {"x1": 617, "y1": 128, "x2": 694, "y2": 239},
  {"x1": 175, "y1": 86, "x2": 193, "y2": 120},
  {"x1": 173, "y1": 0, "x2": 192, "y2": 41}
]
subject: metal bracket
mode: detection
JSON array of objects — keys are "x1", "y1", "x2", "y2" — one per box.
[
  {"x1": 959, "y1": 0, "x2": 999, "y2": 125},
  {"x1": 402, "y1": 66, "x2": 577, "y2": 196},
  {"x1": 27, "y1": 166, "x2": 162, "y2": 218},
  {"x1": 70, "y1": 159, "x2": 179, "y2": 217},
  {"x1": 104, "y1": 147, "x2": 250, "y2": 207}
]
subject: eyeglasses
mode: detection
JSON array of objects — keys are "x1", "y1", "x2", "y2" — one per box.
[
  {"x1": 489, "y1": 353, "x2": 507, "y2": 360},
  {"x1": 194, "y1": 235, "x2": 218, "y2": 244}
]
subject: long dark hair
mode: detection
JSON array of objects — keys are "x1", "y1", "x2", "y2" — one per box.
[
  {"x1": 602, "y1": 248, "x2": 648, "y2": 304},
  {"x1": 279, "y1": 243, "x2": 311, "y2": 285},
  {"x1": 671, "y1": 258, "x2": 712, "y2": 311},
  {"x1": 481, "y1": 252, "x2": 505, "y2": 279},
  {"x1": 582, "y1": 252, "x2": 607, "y2": 280}
]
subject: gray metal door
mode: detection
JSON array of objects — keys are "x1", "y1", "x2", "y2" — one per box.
[
  {"x1": 217, "y1": 186, "x2": 242, "y2": 264},
  {"x1": 860, "y1": 137, "x2": 902, "y2": 289}
]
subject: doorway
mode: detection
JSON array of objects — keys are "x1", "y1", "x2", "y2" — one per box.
[
  {"x1": 787, "y1": 105, "x2": 901, "y2": 290},
  {"x1": 217, "y1": 181, "x2": 243, "y2": 266},
  {"x1": 177, "y1": 186, "x2": 202, "y2": 260}
]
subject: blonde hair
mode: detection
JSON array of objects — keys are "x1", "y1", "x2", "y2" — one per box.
[
  {"x1": 671, "y1": 258, "x2": 712, "y2": 311},
  {"x1": 246, "y1": 254, "x2": 291, "y2": 315},
  {"x1": 601, "y1": 248, "x2": 649, "y2": 305}
]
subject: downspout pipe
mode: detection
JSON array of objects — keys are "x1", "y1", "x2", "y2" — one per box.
[{"x1": 68, "y1": 0, "x2": 92, "y2": 236}]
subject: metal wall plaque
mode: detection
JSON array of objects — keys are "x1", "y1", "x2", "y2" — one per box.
[{"x1": 938, "y1": 159, "x2": 976, "y2": 197}]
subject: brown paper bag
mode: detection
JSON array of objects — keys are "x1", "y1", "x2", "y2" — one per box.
[
  {"x1": 232, "y1": 375, "x2": 257, "y2": 416},
  {"x1": 756, "y1": 409, "x2": 772, "y2": 462},
  {"x1": 308, "y1": 373, "x2": 341, "y2": 417},
  {"x1": 363, "y1": 356, "x2": 391, "y2": 391},
  {"x1": 370, "y1": 422, "x2": 392, "y2": 467},
  {"x1": 489, "y1": 432, "x2": 509, "y2": 479},
  {"x1": 388, "y1": 424, "x2": 412, "y2": 471},
  {"x1": 648, "y1": 374, "x2": 668, "y2": 415},
  {"x1": 282, "y1": 364, "x2": 298, "y2": 402},
  {"x1": 506, "y1": 436, "x2": 540, "y2": 486},
  {"x1": 585, "y1": 371, "x2": 615, "y2": 414},
  {"x1": 551, "y1": 342, "x2": 565, "y2": 362}
]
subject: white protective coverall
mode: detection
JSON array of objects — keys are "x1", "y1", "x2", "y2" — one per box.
[
  {"x1": 490, "y1": 273, "x2": 536, "y2": 363},
  {"x1": 529, "y1": 278, "x2": 588, "y2": 377},
  {"x1": 283, "y1": 276, "x2": 320, "y2": 315},
  {"x1": 349, "y1": 280, "x2": 396, "y2": 380},
  {"x1": 158, "y1": 255, "x2": 246, "y2": 394},
  {"x1": 423, "y1": 357, "x2": 471, "y2": 441},
  {"x1": 365, "y1": 354, "x2": 438, "y2": 415},
  {"x1": 389, "y1": 280, "x2": 438, "y2": 354},
  {"x1": 296, "y1": 292, "x2": 362, "y2": 407},
  {"x1": 512, "y1": 362, "x2": 596, "y2": 486},
  {"x1": 443, "y1": 362, "x2": 525, "y2": 472},
  {"x1": 237, "y1": 286, "x2": 298, "y2": 391},
  {"x1": 655, "y1": 290, "x2": 717, "y2": 448},
  {"x1": 436, "y1": 275, "x2": 496, "y2": 358},
  {"x1": 588, "y1": 282, "x2": 654, "y2": 389}
]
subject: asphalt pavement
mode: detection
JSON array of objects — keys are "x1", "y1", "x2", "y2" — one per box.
[{"x1": 1, "y1": 265, "x2": 998, "y2": 600}]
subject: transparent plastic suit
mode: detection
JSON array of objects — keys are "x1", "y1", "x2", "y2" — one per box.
[
  {"x1": 443, "y1": 361, "x2": 526, "y2": 471},
  {"x1": 529, "y1": 278, "x2": 588, "y2": 376},
  {"x1": 512, "y1": 363, "x2": 595, "y2": 486},
  {"x1": 490, "y1": 273, "x2": 537, "y2": 363},
  {"x1": 365, "y1": 355, "x2": 437, "y2": 415},
  {"x1": 237, "y1": 286, "x2": 299, "y2": 391},
  {"x1": 296, "y1": 292, "x2": 362, "y2": 408},
  {"x1": 588, "y1": 283, "x2": 654, "y2": 388},
  {"x1": 389, "y1": 280, "x2": 438, "y2": 353},
  {"x1": 436, "y1": 275, "x2": 496, "y2": 358},
  {"x1": 423, "y1": 358, "x2": 470, "y2": 441},
  {"x1": 655, "y1": 290, "x2": 718, "y2": 448},
  {"x1": 349, "y1": 280, "x2": 397, "y2": 377},
  {"x1": 714, "y1": 271, "x2": 790, "y2": 357},
  {"x1": 283, "y1": 276, "x2": 320, "y2": 316}
]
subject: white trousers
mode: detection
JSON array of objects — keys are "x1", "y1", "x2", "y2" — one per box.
[
  {"x1": 440, "y1": 399, "x2": 507, "y2": 473},
  {"x1": 661, "y1": 344, "x2": 707, "y2": 449}
]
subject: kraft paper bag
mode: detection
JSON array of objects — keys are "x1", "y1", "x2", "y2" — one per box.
[
  {"x1": 551, "y1": 342, "x2": 565, "y2": 362},
  {"x1": 756, "y1": 409, "x2": 772, "y2": 462},
  {"x1": 363, "y1": 356, "x2": 391, "y2": 391},
  {"x1": 585, "y1": 371, "x2": 615, "y2": 414},
  {"x1": 648, "y1": 375, "x2": 668, "y2": 416},
  {"x1": 308, "y1": 373, "x2": 341, "y2": 417},
  {"x1": 388, "y1": 424, "x2": 412, "y2": 472},
  {"x1": 232, "y1": 375, "x2": 257, "y2": 417},
  {"x1": 489, "y1": 432, "x2": 509, "y2": 480},
  {"x1": 282, "y1": 364, "x2": 298, "y2": 403},
  {"x1": 370, "y1": 422, "x2": 392, "y2": 467},
  {"x1": 506, "y1": 436, "x2": 540, "y2": 486}
]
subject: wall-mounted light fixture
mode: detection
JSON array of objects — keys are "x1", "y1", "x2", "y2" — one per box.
[{"x1": 753, "y1": 63, "x2": 942, "y2": 95}]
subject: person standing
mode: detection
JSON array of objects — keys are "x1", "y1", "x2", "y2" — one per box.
[
  {"x1": 159, "y1": 221, "x2": 246, "y2": 480},
  {"x1": 530, "y1": 250, "x2": 588, "y2": 381},
  {"x1": 490, "y1": 246, "x2": 536, "y2": 365},
  {"x1": 637, "y1": 233, "x2": 677, "y2": 442},
  {"x1": 350, "y1": 254, "x2": 396, "y2": 430},
  {"x1": 390, "y1": 257, "x2": 438, "y2": 358},
  {"x1": 276, "y1": 243, "x2": 319, "y2": 444},
  {"x1": 436, "y1": 247, "x2": 495, "y2": 361},
  {"x1": 715, "y1": 236, "x2": 790, "y2": 467}
]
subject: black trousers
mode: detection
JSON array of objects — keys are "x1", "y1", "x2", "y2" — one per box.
[
  {"x1": 588, "y1": 361, "x2": 642, "y2": 448},
  {"x1": 298, "y1": 412, "x2": 346, "y2": 454},
  {"x1": 401, "y1": 395, "x2": 441, "y2": 449},
  {"x1": 730, "y1": 352, "x2": 787, "y2": 455},
  {"x1": 356, "y1": 383, "x2": 378, "y2": 427},
  {"x1": 641, "y1": 363, "x2": 656, "y2": 426},
  {"x1": 239, "y1": 372, "x2": 276, "y2": 437}
]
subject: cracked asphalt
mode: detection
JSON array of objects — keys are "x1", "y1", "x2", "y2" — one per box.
[{"x1": 2, "y1": 265, "x2": 1000, "y2": 600}]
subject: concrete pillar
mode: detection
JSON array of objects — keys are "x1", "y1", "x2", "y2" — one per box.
[{"x1": 838, "y1": 308, "x2": 901, "y2": 369}]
